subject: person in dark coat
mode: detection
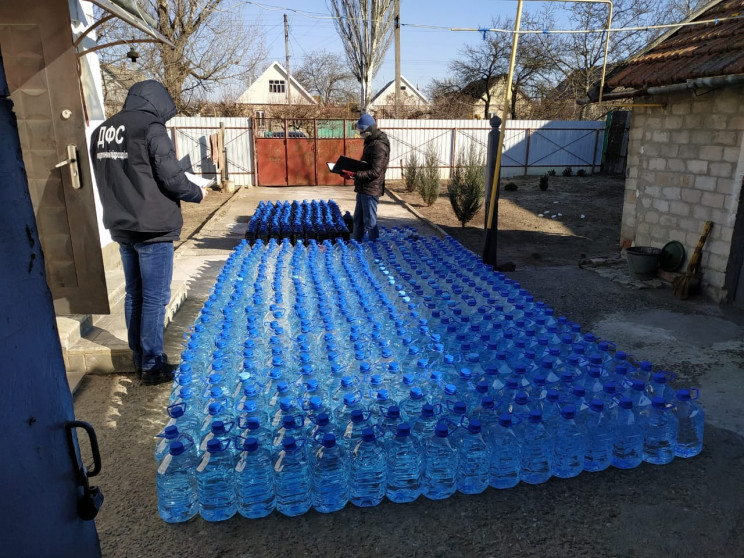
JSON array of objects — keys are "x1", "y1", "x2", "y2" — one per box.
[
  {"x1": 341, "y1": 113, "x2": 390, "y2": 242},
  {"x1": 90, "y1": 80, "x2": 206, "y2": 385}
]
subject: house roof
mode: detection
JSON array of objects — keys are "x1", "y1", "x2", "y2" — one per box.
[
  {"x1": 606, "y1": 0, "x2": 744, "y2": 89},
  {"x1": 369, "y1": 76, "x2": 428, "y2": 105},
  {"x1": 237, "y1": 61, "x2": 317, "y2": 104}
]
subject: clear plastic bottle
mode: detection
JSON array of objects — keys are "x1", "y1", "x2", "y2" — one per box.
[
  {"x1": 673, "y1": 388, "x2": 704, "y2": 458},
  {"x1": 457, "y1": 419, "x2": 489, "y2": 495},
  {"x1": 552, "y1": 404, "x2": 585, "y2": 479},
  {"x1": 196, "y1": 438, "x2": 237, "y2": 522},
  {"x1": 422, "y1": 421, "x2": 458, "y2": 500},
  {"x1": 310, "y1": 433, "x2": 349, "y2": 513},
  {"x1": 489, "y1": 413, "x2": 521, "y2": 489},
  {"x1": 612, "y1": 397, "x2": 644, "y2": 469},
  {"x1": 386, "y1": 422, "x2": 422, "y2": 503},
  {"x1": 156, "y1": 440, "x2": 198, "y2": 523},
  {"x1": 412, "y1": 403, "x2": 440, "y2": 441},
  {"x1": 341, "y1": 408, "x2": 369, "y2": 450},
  {"x1": 518, "y1": 409, "x2": 552, "y2": 485},
  {"x1": 349, "y1": 427, "x2": 387, "y2": 507},
  {"x1": 583, "y1": 398, "x2": 613, "y2": 473},
  {"x1": 235, "y1": 437, "x2": 275, "y2": 518},
  {"x1": 273, "y1": 436, "x2": 312, "y2": 517},
  {"x1": 400, "y1": 387, "x2": 426, "y2": 423},
  {"x1": 155, "y1": 425, "x2": 194, "y2": 465},
  {"x1": 643, "y1": 396, "x2": 678, "y2": 465}
]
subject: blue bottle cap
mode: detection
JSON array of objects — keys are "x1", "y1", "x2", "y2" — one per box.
[
  {"x1": 245, "y1": 417, "x2": 260, "y2": 430},
  {"x1": 468, "y1": 419, "x2": 482, "y2": 433},
  {"x1": 361, "y1": 427, "x2": 376, "y2": 442},
  {"x1": 498, "y1": 413, "x2": 513, "y2": 427},
  {"x1": 435, "y1": 422, "x2": 449, "y2": 437},
  {"x1": 163, "y1": 425, "x2": 179, "y2": 439},
  {"x1": 386, "y1": 406, "x2": 401, "y2": 419},
  {"x1": 653, "y1": 372, "x2": 668, "y2": 384},
  {"x1": 321, "y1": 433, "x2": 337, "y2": 448},
  {"x1": 279, "y1": 397, "x2": 293, "y2": 411},
  {"x1": 589, "y1": 399, "x2": 605, "y2": 412},
  {"x1": 618, "y1": 397, "x2": 633, "y2": 410},
  {"x1": 377, "y1": 389, "x2": 391, "y2": 402},
  {"x1": 515, "y1": 392, "x2": 529, "y2": 405},
  {"x1": 206, "y1": 438, "x2": 223, "y2": 453},
  {"x1": 453, "y1": 401, "x2": 467, "y2": 415},
  {"x1": 676, "y1": 389, "x2": 691, "y2": 401},
  {"x1": 208, "y1": 402, "x2": 223, "y2": 415},
  {"x1": 169, "y1": 405, "x2": 185, "y2": 418},
  {"x1": 651, "y1": 396, "x2": 667, "y2": 409},
  {"x1": 396, "y1": 423, "x2": 411, "y2": 437},
  {"x1": 528, "y1": 409, "x2": 543, "y2": 423},
  {"x1": 410, "y1": 387, "x2": 424, "y2": 400},
  {"x1": 546, "y1": 389, "x2": 560, "y2": 403},
  {"x1": 603, "y1": 381, "x2": 618, "y2": 395},
  {"x1": 350, "y1": 409, "x2": 365, "y2": 423},
  {"x1": 560, "y1": 404, "x2": 576, "y2": 419},
  {"x1": 243, "y1": 437, "x2": 259, "y2": 452},
  {"x1": 169, "y1": 441, "x2": 185, "y2": 456},
  {"x1": 282, "y1": 415, "x2": 297, "y2": 429},
  {"x1": 282, "y1": 436, "x2": 297, "y2": 450},
  {"x1": 481, "y1": 396, "x2": 495, "y2": 409},
  {"x1": 444, "y1": 384, "x2": 457, "y2": 396},
  {"x1": 421, "y1": 404, "x2": 435, "y2": 418},
  {"x1": 459, "y1": 368, "x2": 472, "y2": 380}
]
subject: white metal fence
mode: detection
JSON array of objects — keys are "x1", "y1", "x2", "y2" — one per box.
[{"x1": 167, "y1": 117, "x2": 606, "y2": 185}]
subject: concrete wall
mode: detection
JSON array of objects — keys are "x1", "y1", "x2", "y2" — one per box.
[{"x1": 622, "y1": 86, "x2": 744, "y2": 301}]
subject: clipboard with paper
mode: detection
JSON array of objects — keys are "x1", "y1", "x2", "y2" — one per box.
[{"x1": 326, "y1": 155, "x2": 369, "y2": 174}]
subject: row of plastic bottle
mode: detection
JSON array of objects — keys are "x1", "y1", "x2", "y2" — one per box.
[
  {"x1": 156, "y1": 223, "x2": 705, "y2": 521},
  {"x1": 157, "y1": 385, "x2": 701, "y2": 523},
  {"x1": 244, "y1": 199, "x2": 350, "y2": 243}
]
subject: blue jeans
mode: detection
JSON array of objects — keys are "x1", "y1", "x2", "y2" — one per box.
[
  {"x1": 353, "y1": 193, "x2": 379, "y2": 242},
  {"x1": 118, "y1": 241, "x2": 174, "y2": 371}
]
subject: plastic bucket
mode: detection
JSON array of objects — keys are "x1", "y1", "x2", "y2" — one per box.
[{"x1": 626, "y1": 246, "x2": 661, "y2": 280}]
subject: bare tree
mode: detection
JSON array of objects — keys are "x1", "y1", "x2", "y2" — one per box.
[
  {"x1": 97, "y1": 0, "x2": 266, "y2": 113},
  {"x1": 327, "y1": 0, "x2": 395, "y2": 111},
  {"x1": 294, "y1": 49, "x2": 357, "y2": 105}
]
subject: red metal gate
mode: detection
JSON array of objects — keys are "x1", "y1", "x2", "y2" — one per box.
[{"x1": 255, "y1": 119, "x2": 363, "y2": 186}]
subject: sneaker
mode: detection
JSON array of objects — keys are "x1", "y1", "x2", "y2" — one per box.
[{"x1": 141, "y1": 362, "x2": 177, "y2": 386}]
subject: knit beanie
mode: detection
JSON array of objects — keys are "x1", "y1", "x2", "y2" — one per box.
[{"x1": 357, "y1": 113, "x2": 376, "y2": 131}]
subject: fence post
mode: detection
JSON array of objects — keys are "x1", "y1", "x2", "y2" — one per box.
[{"x1": 483, "y1": 115, "x2": 502, "y2": 266}]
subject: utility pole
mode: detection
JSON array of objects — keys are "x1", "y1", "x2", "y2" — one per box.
[
  {"x1": 394, "y1": 0, "x2": 400, "y2": 118},
  {"x1": 284, "y1": 13, "x2": 292, "y2": 116}
]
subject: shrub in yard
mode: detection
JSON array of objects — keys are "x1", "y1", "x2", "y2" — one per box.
[
  {"x1": 562, "y1": 167, "x2": 573, "y2": 176},
  {"x1": 504, "y1": 182, "x2": 518, "y2": 191},
  {"x1": 539, "y1": 174, "x2": 549, "y2": 191},
  {"x1": 403, "y1": 151, "x2": 420, "y2": 193},
  {"x1": 448, "y1": 144, "x2": 485, "y2": 227},
  {"x1": 418, "y1": 145, "x2": 441, "y2": 206},
  {"x1": 577, "y1": 169, "x2": 587, "y2": 177},
  {"x1": 547, "y1": 169, "x2": 557, "y2": 176}
]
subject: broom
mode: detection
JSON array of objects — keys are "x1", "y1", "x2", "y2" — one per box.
[{"x1": 673, "y1": 220, "x2": 713, "y2": 300}]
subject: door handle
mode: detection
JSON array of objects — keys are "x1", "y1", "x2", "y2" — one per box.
[
  {"x1": 55, "y1": 144, "x2": 82, "y2": 189},
  {"x1": 65, "y1": 420, "x2": 104, "y2": 520}
]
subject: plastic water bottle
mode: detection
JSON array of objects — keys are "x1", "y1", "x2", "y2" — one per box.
[
  {"x1": 674, "y1": 388, "x2": 704, "y2": 458},
  {"x1": 643, "y1": 396, "x2": 678, "y2": 465},
  {"x1": 199, "y1": 420, "x2": 234, "y2": 456},
  {"x1": 196, "y1": 438, "x2": 237, "y2": 521},
  {"x1": 156, "y1": 440, "x2": 198, "y2": 523},
  {"x1": 400, "y1": 387, "x2": 426, "y2": 422},
  {"x1": 583, "y1": 399, "x2": 613, "y2": 473},
  {"x1": 273, "y1": 436, "x2": 312, "y2": 517},
  {"x1": 386, "y1": 422, "x2": 422, "y2": 503},
  {"x1": 612, "y1": 397, "x2": 644, "y2": 469},
  {"x1": 489, "y1": 413, "x2": 521, "y2": 489},
  {"x1": 412, "y1": 403, "x2": 439, "y2": 441},
  {"x1": 422, "y1": 421, "x2": 457, "y2": 500},
  {"x1": 349, "y1": 427, "x2": 387, "y2": 507},
  {"x1": 552, "y1": 405, "x2": 585, "y2": 479},
  {"x1": 518, "y1": 410, "x2": 552, "y2": 485},
  {"x1": 457, "y1": 418, "x2": 489, "y2": 495},
  {"x1": 310, "y1": 433, "x2": 349, "y2": 513},
  {"x1": 166, "y1": 401, "x2": 200, "y2": 443},
  {"x1": 341, "y1": 408, "x2": 369, "y2": 450},
  {"x1": 235, "y1": 437, "x2": 275, "y2": 518}
]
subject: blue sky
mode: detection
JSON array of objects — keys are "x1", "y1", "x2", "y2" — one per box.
[{"x1": 241, "y1": 1, "x2": 560, "y2": 96}]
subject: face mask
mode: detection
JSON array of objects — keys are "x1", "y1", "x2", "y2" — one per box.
[{"x1": 359, "y1": 129, "x2": 372, "y2": 138}]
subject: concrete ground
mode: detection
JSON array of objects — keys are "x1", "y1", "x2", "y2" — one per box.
[{"x1": 72, "y1": 185, "x2": 744, "y2": 557}]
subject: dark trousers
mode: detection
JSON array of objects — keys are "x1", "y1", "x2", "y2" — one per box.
[
  {"x1": 118, "y1": 241, "x2": 174, "y2": 371},
  {"x1": 353, "y1": 193, "x2": 380, "y2": 242}
]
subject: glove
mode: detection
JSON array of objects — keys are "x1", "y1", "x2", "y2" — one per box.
[{"x1": 340, "y1": 170, "x2": 355, "y2": 180}]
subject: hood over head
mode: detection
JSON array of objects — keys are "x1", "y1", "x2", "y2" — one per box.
[{"x1": 123, "y1": 80, "x2": 177, "y2": 123}]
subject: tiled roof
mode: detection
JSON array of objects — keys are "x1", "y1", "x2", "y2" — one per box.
[{"x1": 606, "y1": 0, "x2": 744, "y2": 89}]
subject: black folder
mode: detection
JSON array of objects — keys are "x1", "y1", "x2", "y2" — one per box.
[{"x1": 327, "y1": 155, "x2": 370, "y2": 174}]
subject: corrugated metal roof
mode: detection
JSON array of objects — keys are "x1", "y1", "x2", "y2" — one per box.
[{"x1": 607, "y1": 0, "x2": 744, "y2": 89}]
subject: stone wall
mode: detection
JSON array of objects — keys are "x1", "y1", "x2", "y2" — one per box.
[{"x1": 622, "y1": 86, "x2": 744, "y2": 301}]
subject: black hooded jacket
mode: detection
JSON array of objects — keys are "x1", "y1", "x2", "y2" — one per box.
[
  {"x1": 353, "y1": 125, "x2": 390, "y2": 197},
  {"x1": 90, "y1": 80, "x2": 203, "y2": 243}
]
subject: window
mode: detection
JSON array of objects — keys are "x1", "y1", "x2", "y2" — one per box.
[
  {"x1": 400, "y1": 85, "x2": 407, "y2": 91},
  {"x1": 269, "y1": 79, "x2": 286, "y2": 93}
]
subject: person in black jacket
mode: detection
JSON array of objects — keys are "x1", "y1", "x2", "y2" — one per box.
[
  {"x1": 341, "y1": 113, "x2": 390, "y2": 242},
  {"x1": 90, "y1": 80, "x2": 206, "y2": 385}
]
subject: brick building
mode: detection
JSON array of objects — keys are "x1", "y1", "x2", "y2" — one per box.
[{"x1": 581, "y1": 0, "x2": 744, "y2": 305}]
